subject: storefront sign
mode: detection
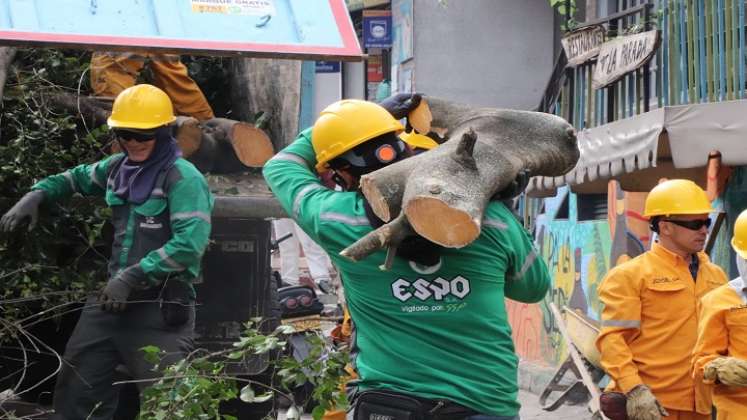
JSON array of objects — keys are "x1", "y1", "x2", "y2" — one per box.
[
  {"x1": 592, "y1": 30, "x2": 660, "y2": 89},
  {"x1": 363, "y1": 10, "x2": 392, "y2": 48},
  {"x1": 316, "y1": 61, "x2": 341, "y2": 73},
  {"x1": 561, "y1": 25, "x2": 605, "y2": 66}
]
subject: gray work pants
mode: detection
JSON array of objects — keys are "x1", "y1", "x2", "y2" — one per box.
[{"x1": 51, "y1": 295, "x2": 194, "y2": 419}]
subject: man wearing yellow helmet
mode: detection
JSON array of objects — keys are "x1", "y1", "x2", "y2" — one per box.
[
  {"x1": 596, "y1": 179, "x2": 728, "y2": 420},
  {"x1": 264, "y1": 94, "x2": 549, "y2": 419},
  {"x1": 0, "y1": 84, "x2": 213, "y2": 419},
  {"x1": 692, "y1": 209, "x2": 747, "y2": 419}
]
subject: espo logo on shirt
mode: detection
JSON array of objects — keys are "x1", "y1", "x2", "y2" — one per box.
[{"x1": 391, "y1": 276, "x2": 471, "y2": 302}]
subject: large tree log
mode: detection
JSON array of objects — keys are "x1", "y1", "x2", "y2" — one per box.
[
  {"x1": 229, "y1": 58, "x2": 302, "y2": 151},
  {"x1": 342, "y1": 97, "x2": 579, "y2": 263}
]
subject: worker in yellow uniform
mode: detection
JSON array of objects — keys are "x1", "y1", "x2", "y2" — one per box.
[
  {"x1": 692, "y1": 209, "x2": 747, "y2": 419},
  {"x1": 596, "y1": 179, "x2": 728, "y2": 420},
  {"x1": 90, "y1": 52, "x2": 214, "y2": 121}
]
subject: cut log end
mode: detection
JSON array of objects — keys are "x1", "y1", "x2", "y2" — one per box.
[
  {"x1": 230, "y1": 123, "x2": 275, "y2": 167},
  {"x1": 175, "y1": 117, "x2": 203, "y2": 158},
  {"x1": 405, "y1": 197, "x2": 480, "y2": 248},
  {"x1": 360, "y1": 178, "x2": 393, "y2": 222},
  {"x1": 409, "y1": 99, "x2": 433, "y2": 134}
]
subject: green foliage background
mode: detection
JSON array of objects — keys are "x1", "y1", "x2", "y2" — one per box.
[{"x1": 0, "y1": 49, "x2": 112, "y2": 322}]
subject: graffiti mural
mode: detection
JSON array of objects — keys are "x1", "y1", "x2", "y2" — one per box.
[{"x1": 508, "y1": 181, "x2": 648, "y2": 366}]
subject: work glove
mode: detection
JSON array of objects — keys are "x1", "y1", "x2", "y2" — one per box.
[
  {"x1": 98, "y1": 278, "x2": 132, "y2": 312},
  {"x1": 378, "y1": 93, "x2": 422, "y2": 120},
  {"x1": 0, "y1": 190, "x2": 46, "y2": 233},
  {"x1": 98, "y1": 265, "x2": 145, "y2": 312},
  {"x1": 704, "y1": 357, "x2": 747, "y2": 387},
  {"x1": 625, "y1": 384, "x2": 668, "y2": 420}
]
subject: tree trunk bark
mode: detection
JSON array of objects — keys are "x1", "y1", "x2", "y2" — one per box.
[
  {"x1": 0, "y1": 47, "x2": 16, "y2": 104},
  {"x1": 343, "y1": 97, "x2": 579, "y2": 263},
  {"x1": 0, "y1": 47, "x2": 17, "y2": 143},
  {"x1": 230, "y1": 58, "x2": 302, "y2": 152}
]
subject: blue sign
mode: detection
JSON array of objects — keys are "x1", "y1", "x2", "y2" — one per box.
[
  {"x1": 363, "y1": 11, "x2": 392, "y2": 49},
  {"x1": 316, "y1": 61, "x2": 341, "y2": 73}
]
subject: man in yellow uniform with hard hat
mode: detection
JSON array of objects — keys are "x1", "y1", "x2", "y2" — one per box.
[
  {"x1": 692, "y1": 209, "x2": 747, "y2": 419},
  {"x1": 596, "y1": 179, "x2": 728, "y2": 420}
]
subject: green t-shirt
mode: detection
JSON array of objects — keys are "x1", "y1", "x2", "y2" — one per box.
[{"x1": 263, "y1": 129, "x2": 550, "y2": 416}]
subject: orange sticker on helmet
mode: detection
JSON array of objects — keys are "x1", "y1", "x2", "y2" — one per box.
[{"x1": 376, "y1": 145, "x2": 397, "y2": 162}]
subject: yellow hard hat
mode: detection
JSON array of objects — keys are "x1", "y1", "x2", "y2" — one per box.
[
  {"x1": 108, "y1": 84, "x2": 177, "y2": 130},
  {"x1": 400, "y1": 131, "x2": 439, "y2": 151},
  {"x1": 732, "y1": 210, "x2": 747, "y2": 259},
  {"x1": 312, "y1": 99, "x2": 404, "y2": 171},
  {"x1": 643, "y1": 179, "x2": 714, "y2": 217}
]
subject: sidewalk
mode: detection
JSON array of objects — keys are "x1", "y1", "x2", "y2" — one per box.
[{"x1": 279, "y1": 391, "x2": 593, "y2": 420}]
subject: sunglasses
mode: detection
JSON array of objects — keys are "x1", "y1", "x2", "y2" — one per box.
[
  {"x1": 662, "y1": 218, "x2": 712, "y2": 231},
  {"x1": 113, "y1": 129, "x2": 156, "y2": 143}
]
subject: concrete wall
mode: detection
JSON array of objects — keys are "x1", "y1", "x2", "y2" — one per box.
[{"x1": 406, "y1": 0, "x2": 554, "y2": 110}]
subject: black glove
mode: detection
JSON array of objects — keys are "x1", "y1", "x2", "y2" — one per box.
[
  {"x1": 98, "y1": 265, "x2": 146, "y2": 312},
  {"x1": 0, "y1": 190, "x2": 46, "y2": 233},
  {"x1": 98, "y1": 278, "x2": 133, "y2": 312},
  {"x1": 378, "y1": 93, "x2": 423, "y2": 120}
]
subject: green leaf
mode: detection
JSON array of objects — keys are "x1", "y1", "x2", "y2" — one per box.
[
  {"x1": 239, "y1": 385, "x2": 255, "y2": 403},
  {"x1": 312, "y1": 405, "x2": 326, "y2": 420},
  {"x1": 252, "y1": 392, "x2": 273, "y2": 403}
]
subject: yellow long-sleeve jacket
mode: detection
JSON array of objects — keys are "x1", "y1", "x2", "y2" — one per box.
[
  {"x1": 595, "y1": 242, "x2": 727, "y2": 414},
  {"x1": 692, "y1": 277, "x2": 747, "y2": 416}
]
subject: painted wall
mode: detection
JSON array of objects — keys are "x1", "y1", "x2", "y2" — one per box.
[
  {"x1": 391, "y1": 0, "x2": 554, "y2": 110},
  {"x1": 509, "y1": 182, "x2": 652, "y2": 366},
  {"x1": 511, "y1": 176, "x2": 740, "y2": 367}
]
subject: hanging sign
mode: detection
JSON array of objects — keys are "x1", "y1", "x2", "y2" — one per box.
[
  {"x1": 561, "y1": 25, "x2": 606, "y2": 67},
  {"x1": 363, "y1": 10, "x2": 393, "y2": 49},
  {"x1": 592, "y1": 30, "x2": 660, "y2": 90},
  {"x1": 316, "y1": 61, "x2": 341, "y2": 73}
]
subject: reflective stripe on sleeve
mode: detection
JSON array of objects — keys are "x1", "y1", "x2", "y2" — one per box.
[
  {"x1": 320, "y1": 212, "x2": 370, "y2": 226},
  {"x1": 63, "y1": 171, "x2": 78, "y2": 193},
  {"x1": 602, "y1": 319, "x2": 641, "y2": 328},
  {"x1": 483, "y1": 218, "x2": 508, "y2": 230},
  {"x1": 508, "y1": 250, "x2": 538, "y2": 281},
  {"x1": 171, "y1": 211, "x2": 211, "y2": 224},
  {"x1": 90, "y1": 163, "x2": 105, "y2": 189},
  {"x1": 272, "y1": 152, "x2": 310, "y2": 168},
  {"x1": 157, "y1": 248, "x2": 186, "y2": 271},
  {"x1": 293, "y1": 184, "x2": 325, "y2": 217}
]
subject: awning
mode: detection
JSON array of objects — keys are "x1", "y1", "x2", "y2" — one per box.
[
  {"x1": 528, "y1": 99, "x2": 747, "y2": 196},
  {"x1": 0, "y1": 0, "x2": 362, "y2": 61}
]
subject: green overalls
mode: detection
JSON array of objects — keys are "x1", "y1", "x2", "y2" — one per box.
[{"x1": 33, "y1": 154, "x2": 213, "y2": 419}]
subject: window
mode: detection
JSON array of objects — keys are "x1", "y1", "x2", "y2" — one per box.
[{"x1": 577, "y1": 193, "x2": 608, "y2": 221}]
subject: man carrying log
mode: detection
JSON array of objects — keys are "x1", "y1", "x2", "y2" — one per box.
[{"x1": 263, "y1": 96, "x2": 555, "y2": 419}]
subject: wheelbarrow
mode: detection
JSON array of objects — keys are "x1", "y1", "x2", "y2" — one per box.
[{"x1": 539, "y1": 303, "x2": 609, "y2": 420}]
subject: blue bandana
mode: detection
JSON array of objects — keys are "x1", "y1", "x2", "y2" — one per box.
[{"x1": 112, "y1": 127, "x2": 181, "y2": 204}]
